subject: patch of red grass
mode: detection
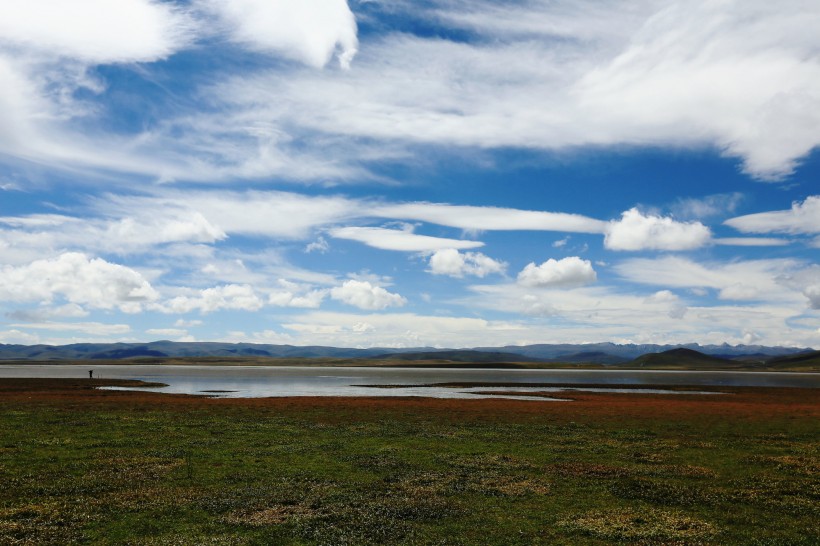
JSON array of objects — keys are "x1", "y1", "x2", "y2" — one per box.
[{"x1": 0, "y1": 378, "x2": 817, "y2": 425}]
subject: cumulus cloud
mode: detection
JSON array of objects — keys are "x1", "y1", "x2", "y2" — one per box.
[
  {"x1": 329, "y1": 226, "x2": 484, "y2": 252},
  {"x1": 330, "y1": 280, "x2": 406, "y2": 310},
  {"x1": 163, "y1": 284, "x2": 263, "y2": 314},
  {"x1": 517, "y1": 257, "x2": 597, "y2": 288},
  {"x1": 604, "y1": 208, "x2": 711, "y2": 251},
  {"x1": 725, "y1": 195, "x2": 820, "y2": 235},
  {"x1": 202, "y1": 0, "x2": 357, "y2": 68},
  {"x1": 0, "y1": 253, "x2": 158, "y2": 312},
  {"x1": 427, "y1": 249, "x2": 506, "y2": 278}
]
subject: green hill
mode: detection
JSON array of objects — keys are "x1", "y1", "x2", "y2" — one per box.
[
  {"x1": 764, "y1": 350, "x2": 820, "y2": 371},
  {"x1": 624, "y1": 348, "x2": 741, "y2": 369}
]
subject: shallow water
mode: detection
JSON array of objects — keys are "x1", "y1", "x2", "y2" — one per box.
[{"x1": 1, "y1": 364, "x2": 817, "y2": 400}]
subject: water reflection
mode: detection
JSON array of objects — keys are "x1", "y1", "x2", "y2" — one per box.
[{"x1": 0, "y1": 364, "x2": 817, "y2": 400}]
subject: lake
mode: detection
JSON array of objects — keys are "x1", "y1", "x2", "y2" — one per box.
[{"x1": 1, "y1": 364, "x2": 818, "y2": 400}]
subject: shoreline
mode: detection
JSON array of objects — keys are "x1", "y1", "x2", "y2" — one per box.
[{"x1": 2, "y1": 378, "x2": 818, "y2": 422}]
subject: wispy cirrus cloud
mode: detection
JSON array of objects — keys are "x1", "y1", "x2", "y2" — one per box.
[
  {"x1": 329, "y1": 226, "x2": 483, "y2": 252},
  {"x1": 3, "y1": 1, "x2": 818, "y2": 184},
  {"x1": 725, "y1": 195, "x2": 820, "y2": 235},
  {"x1": 613, "y1": 256, "x2": 811, "y2": 304}
]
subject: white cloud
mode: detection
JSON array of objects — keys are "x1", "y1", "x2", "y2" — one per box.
[
  {"x1": 0, "y1": 0, "x2": 194, "y2": 63},
  {"x1": 305, "y1": 236, "x2": 330, "y2": 254},
  {"x1": 373, "y1": 203, "x2": 607, "y2": 234},
  {"x1": 269, "y1": 288, "x2": 327, "y2": 309},
  {"x1": 6, "y1": 303, "x2": 89, "y2": 322},
  {"x1": 174, "y1": 319, "x2": 202, "y2": 328},
  {"x1": 725, "y1": 195, "x2": 820, "y2": 235},
  {"x1": 280, "y1": 311, "x2": 523, "y2": 348},
  {"x1": 604, "y1": 208, "x2": 711, "y2": 251},
  {"x1": 103, "y1": 211, "x2": 226, "y2": 249},
  {"x1": 645, "y1": 290, "x2": 679, "y2": 304},
  {"x1": 517, "y1": 257, "x2": 597, "y2": 288},
  {"x1": 146, "y1": 328, "x2": 188, "y2": 338},
  {"x1": 0, "y1": 253, "x2": 158, "y2": 312},
  {"x1": 571, "y1": 1, "x2": 820, "y2": 180},
  {"x1": 804, "y1": 285, "x2": 820, "y2": 309},
  {"x1": 330, "y1": 280, "x2": 406, "y2": 310},
  {"x1": 101, "y1": 190, "x2": 359, "y2": 241},
  {"x1": 460, "y1": 280, "x2": 820, "y2": 347},
  {"x1": 162, "y1": 284, "x2": 263, "y2": 314},
  {"x1": 0, "y1": 1, "x2": 818, "y2": 185},
  {"x1": 202, "y1": 1, "x2": 820, "y2": 182},
  {"x1": 267, "y1": 286, "x2": 820, "y2": 348},
  {"x1": 329, "y1": 226, "x2": 484, "y2": 252},
  {"x1": 0, "y1": 329, "x2": 41, "y2": 344},
  {"x1": 11, "y1": 321, "x2": 131, "y2": 336},
  {"x1": 428, "y1": 249, "x2": 506, "y2": 278},
  {"x1": 614, "y1": 256, "x2": 805, "y2": 303},
  {"x1": 202, "y1": 0, "x2": 358, "y2": 68},
  {"x1": 713, "y1": 237, "x2": 791, "y2": 247},
  {"x1": 0, "y1": 208, "x2": 226, "y2": 261},
  {"x1": 671, "y1": 193, "x2": 744, "y2": 220}
]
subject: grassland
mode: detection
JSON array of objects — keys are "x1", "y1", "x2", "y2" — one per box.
[{"x1": 0, "y1": 379, "x2": 818, "y2": 544}]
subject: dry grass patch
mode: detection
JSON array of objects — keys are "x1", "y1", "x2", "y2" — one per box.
[
  {"x1": 558, "y1": 507, "x2": 717, "y2": 542},
  {"x1": 550, "y1": 462, "x2": 629, "y2": 478},
  {"x1": 221, "y1": 504, "x2": 317, "y2": 527}
]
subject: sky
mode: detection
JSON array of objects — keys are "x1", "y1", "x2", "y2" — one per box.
[{"x1": 0, "y1": 0, "x2": 819, "y2": 349}]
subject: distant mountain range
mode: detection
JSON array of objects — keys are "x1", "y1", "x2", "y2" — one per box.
[{"x1": 0, "y1": 340, "x2": 815, "y2": 369}]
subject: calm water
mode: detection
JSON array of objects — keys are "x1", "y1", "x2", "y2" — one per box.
[{"x1": 1, "y1": 364, "x2": 817, "y2": 400}]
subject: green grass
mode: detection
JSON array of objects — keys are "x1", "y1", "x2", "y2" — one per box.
[{"x1": 1, "y1": 400, "x2": 817, "y2": 544}]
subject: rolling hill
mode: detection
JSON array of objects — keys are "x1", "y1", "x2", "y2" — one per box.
[
  {"x1": 763, "y1": 350, "x2": 820, "y2": 371},
  {"x1": 624, "y1": 348, "x2": 741, "y2": 369},
  {"x1": 0, "y1": 341, "x2": 814, "y2": 369}
]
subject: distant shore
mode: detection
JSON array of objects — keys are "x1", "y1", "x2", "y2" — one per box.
[{"x1": 2, "y1": 355, "x2": 819, "y2": 371}]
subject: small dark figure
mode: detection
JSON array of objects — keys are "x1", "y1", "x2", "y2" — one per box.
[{"x1": 89, "y1": 370, "x2": 93, "y2": 379}]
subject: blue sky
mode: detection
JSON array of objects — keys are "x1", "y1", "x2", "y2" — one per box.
[{"x1": 0, "y1": 0, "x2": 818, "y2": 349}]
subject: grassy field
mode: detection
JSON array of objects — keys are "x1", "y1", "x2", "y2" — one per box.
[{"x1": 0, "y1": 379, "x2": 818, "y2": 544}]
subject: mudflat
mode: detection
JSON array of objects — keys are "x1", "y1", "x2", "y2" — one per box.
[{"x1": 1, "y1": 378, "x2": 818, "y2": 544}]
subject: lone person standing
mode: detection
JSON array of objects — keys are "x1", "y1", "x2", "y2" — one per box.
[{"x1": 89, "y1": 370, "x2": 93, "y2": 379}]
